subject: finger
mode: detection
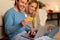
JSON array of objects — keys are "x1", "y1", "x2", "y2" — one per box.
[
  {"x1": 24, "y1": 18, "x2": 28, "y2": 23},
  {"x1": 34, "y1": 32, "x2": 36, "y2": 35},
  {"x1": 21, "y1": 18, "x2": 28, "y2": 26},
  {"x1": 31, "y1": 31, "x2": 34, "y2": 35},
  {"x1": 28, "y1": 31, "x2": 30, "y2": 34}
]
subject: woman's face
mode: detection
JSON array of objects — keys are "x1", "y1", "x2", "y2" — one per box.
[{"x1": 28, "y1": 2, "x2": 37, "y2": 14}]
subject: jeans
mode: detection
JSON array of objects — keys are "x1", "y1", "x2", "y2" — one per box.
[
  {"x1": 44, "y1": 26, "x2": 58, "y2": 38},
  {"x1": 11, "y1": 31, "x2": 29, "y2": 40},
  {"x1": 11, "y1": 26, "x2": 58, "y2": 40}
]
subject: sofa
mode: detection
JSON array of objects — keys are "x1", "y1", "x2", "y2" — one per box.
[
  {"x1": 0, "y1": 14, "x2": 3, "y2": 39},
  {"x1": 0, "y1": 14, "x2": 8, "y2": 40}
]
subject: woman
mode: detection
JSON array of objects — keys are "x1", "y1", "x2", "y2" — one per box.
[
  {"x1": 25, "y1": 1, "x2": 39, "y2": 37},
  {"x1": 27, "y1": 0, "x2": 58, "y2": 38},
  {"x1": 27, "y1": 0, "x2": 39, "y2": 28}
]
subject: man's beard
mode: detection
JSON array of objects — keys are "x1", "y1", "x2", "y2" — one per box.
[
  {"x1": 16, "y1": 4, "x2": 25, "y2": 12},
  {"x1": 16, "y1": 4, "x2": 21, "y2": 12}
]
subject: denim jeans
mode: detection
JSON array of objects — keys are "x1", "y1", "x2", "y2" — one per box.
[
  {"x1": 11, "y1": 26, "x2": 58, "y2": 40},
  {"x1": 44, "y1": 26, "x2": 58, "y2": 38},
  {"x1": 11, "y1": 31, "x2": 29, "y2": 40}
]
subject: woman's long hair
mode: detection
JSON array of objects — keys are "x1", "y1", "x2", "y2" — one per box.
[{"x1": 27, "y1": 1, "x2": 39, "y2": 28}]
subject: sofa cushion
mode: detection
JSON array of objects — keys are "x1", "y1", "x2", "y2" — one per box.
[
  {"x1": 0, "y1": 14, "x2": 3, "y2": 26},
  {"x1": 0, "y1": 14, "x2": 3, "y2": 39}
]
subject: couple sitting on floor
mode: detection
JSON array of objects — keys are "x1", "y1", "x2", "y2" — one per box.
[{"x1": 4, "y1": 0, "x2": 58, "y2": 40}]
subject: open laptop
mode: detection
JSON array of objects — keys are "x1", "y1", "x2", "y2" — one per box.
[{"x1": 21, "y1": 26, "x2": 47, "y2": 40}]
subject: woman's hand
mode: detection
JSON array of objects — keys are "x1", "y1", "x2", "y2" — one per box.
[{"x1": 27, "y1": 29, "x2": 36, "y2": 37}]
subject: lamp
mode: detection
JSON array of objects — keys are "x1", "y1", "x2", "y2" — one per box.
[{"x1": 54, "y1": 5, "x2": 59, "y2": 12}]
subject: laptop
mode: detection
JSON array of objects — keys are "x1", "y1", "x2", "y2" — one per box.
[{"x1": 21, "y1": 26, "x2": 47, "y2": 40}]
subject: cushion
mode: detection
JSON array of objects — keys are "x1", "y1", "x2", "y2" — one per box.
[{"x1": 0, "y1": 14, "x2": 3, "y2": 26}]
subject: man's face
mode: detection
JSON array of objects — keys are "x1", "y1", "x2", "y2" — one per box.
[{"x1": 17, "y1": 0, "x2": 27, "y2": 12}]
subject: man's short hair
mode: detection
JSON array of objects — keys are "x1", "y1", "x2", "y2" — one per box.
[{"x1": 14, "y1": 0, "x2": 29, "y2": 5}]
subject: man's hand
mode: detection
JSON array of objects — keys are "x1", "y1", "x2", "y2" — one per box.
[{"x1": 20, "y1": 18, "x2": 28, "y2": 26}]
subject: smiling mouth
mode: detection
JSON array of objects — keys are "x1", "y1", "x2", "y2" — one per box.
[
  {"x1": 20, "y1": 6, "x2": 25, "y2": 11},
  {"x1": 21, "y1": 5, "x2": 25, "y2": 9}
]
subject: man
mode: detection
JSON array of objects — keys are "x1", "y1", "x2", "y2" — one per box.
[{"x1": 4, "y1": 0, "x2": 30, "y2": 40}]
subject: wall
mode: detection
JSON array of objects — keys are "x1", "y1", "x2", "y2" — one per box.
[
  {"x1": 0, "y1": 0, "x2": 60, "y2": 15},
  {"x1": 0, "y1": 0, "x2": 14, "y2": 16},
  {"x1": 37, "y1": 0, "x2": 60, "y2": 12},
  {"x1": 0, "y1": 0, "x2": 14, "y2": 39}
]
